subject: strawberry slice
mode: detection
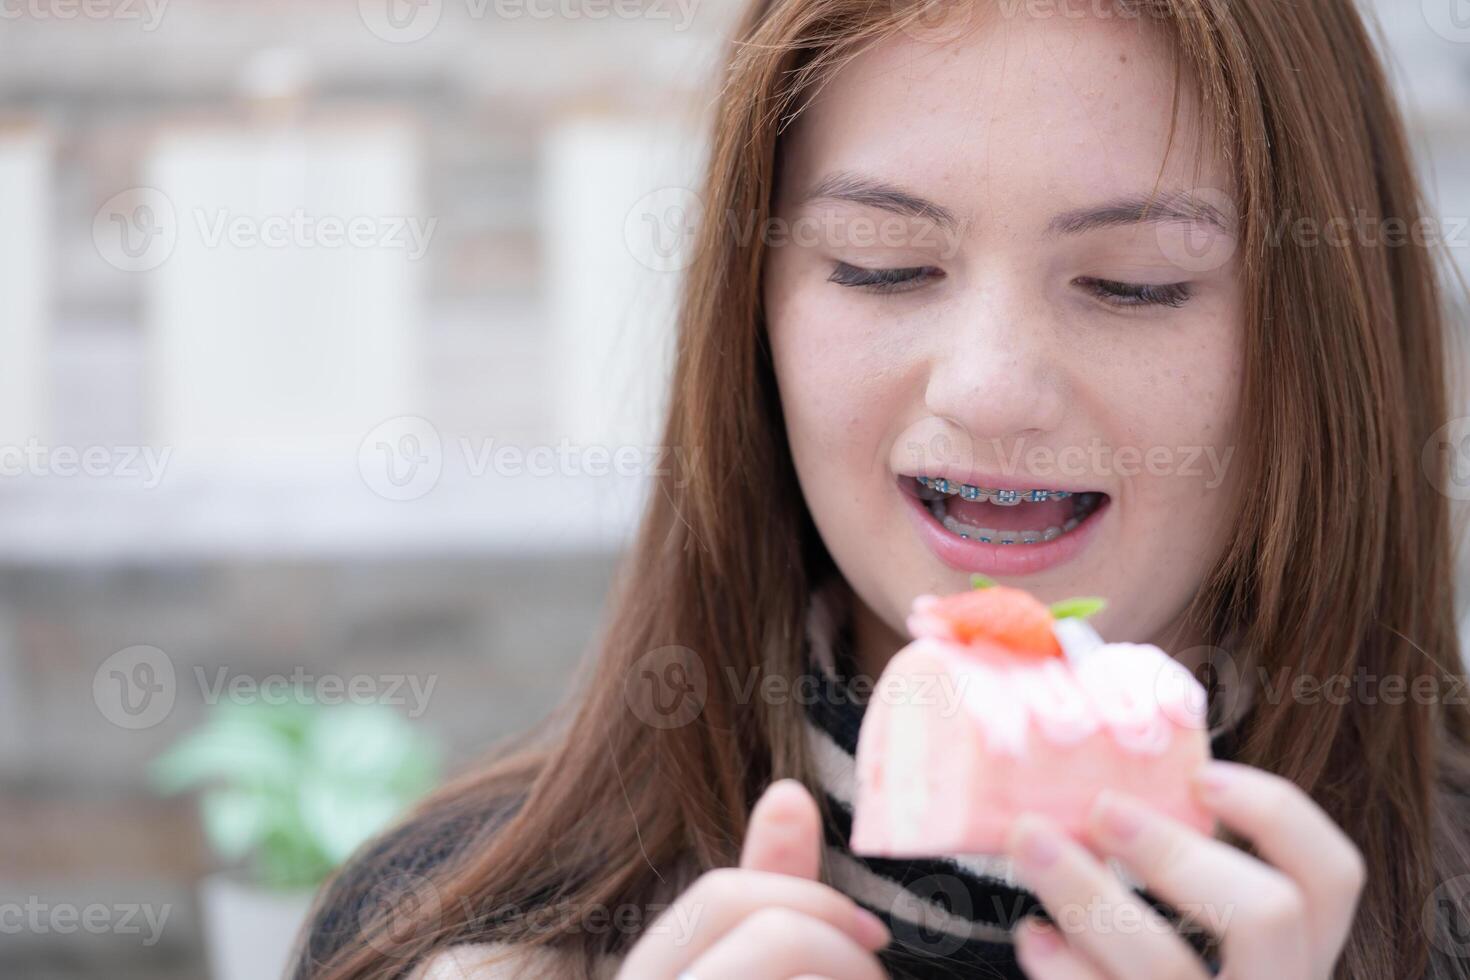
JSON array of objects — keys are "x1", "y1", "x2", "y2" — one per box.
[{"x1": 931, "y1": 585, "x2": 1062, "y2": 659}]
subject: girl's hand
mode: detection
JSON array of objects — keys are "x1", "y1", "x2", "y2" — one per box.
[
  {"x1": 616, "y1": 779, "x2": 891, "y2": 980},
  {"x1": 1006, "y1": 760, "x2": 1367, "y2": 980}
]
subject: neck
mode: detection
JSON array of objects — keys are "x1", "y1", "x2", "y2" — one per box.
[{"x1": 851, "y1": 588, "x2": 908, "y2": 681}]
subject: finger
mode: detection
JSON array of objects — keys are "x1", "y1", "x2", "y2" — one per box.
[
  {"x1": 1014, "y1": 918, "x2": 1108, "y2": 980},
  {"x1": 1085, "y1": 788, "x2": 1311, "y2": 978},
  {"x1": 685, "y1": 907, "x2": 887, "y2": 980},
  {"x1": 1192, "y1": 761, "x2": 1366, "y2": 959},
  {"x1": 739, "y1": 778, "x2": 823, "y2": 879},
  {"x1": 1006, "y1": 814, "x2": 1210, "y2": 980},
  {"x1": 621, "y1": 868, "x2": 889, "y2": 976}
]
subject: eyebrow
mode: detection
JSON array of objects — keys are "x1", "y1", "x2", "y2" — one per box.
[
  {"x1": 1047, "y1": 190, "x2": 1233, "y2": 236},
  {"x1": 799, "y1": 170, "x2": 1233, "y2": 236},
  {"x1": 800, "y1": 171, "x2": 960, "y2": 231}
]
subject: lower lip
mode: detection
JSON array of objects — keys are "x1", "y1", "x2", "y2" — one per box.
[{"x1": 899, "y1": 484, "x2": 1108, "y2": 577}]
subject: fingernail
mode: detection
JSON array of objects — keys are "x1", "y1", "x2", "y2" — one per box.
[
  {"x1": 1193, "y1": 762, "x2": 1233, "y2": 803},
  {"x1": 1091, "y1": 791, "x2": 1143, "y2": 843},
  {"x1": 1020, "y1": 919, "x2": 1063, "y2": 957},
  {"x1": 1012, "y1": 818, "x2": 1061, "y2": 872},
  {"x1": 853, "y1": 906, "x2": 891, "y2": 948}
]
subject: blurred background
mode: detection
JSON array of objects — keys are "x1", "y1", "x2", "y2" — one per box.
[{"x1": 0, "y1": 2, "x2": 1468, "y2": 978}]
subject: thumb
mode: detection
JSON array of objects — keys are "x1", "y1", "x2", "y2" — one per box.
[{"x1": 739, "y1": 778, "x2": 823, "y2": 879}]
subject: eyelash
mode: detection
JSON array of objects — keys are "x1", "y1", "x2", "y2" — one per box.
[
  {"x1": 1077, "y1": 277, "x2": 1193, "y2": 309},
  {"x1": 827, "y1": 262, "x2": 1193, "y2": 309},
  {"x1": 827, "y1": 263, "x2": 937, "y2": 293}
]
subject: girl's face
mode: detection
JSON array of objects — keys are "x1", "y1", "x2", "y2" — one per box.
[{"x1": 764, "y1": 9, "x2": 1245, "y2": 658}]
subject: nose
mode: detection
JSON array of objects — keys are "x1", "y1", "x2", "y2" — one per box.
[{"x1": 921, "y1": 284, "x2": 1068, "y2": 456}]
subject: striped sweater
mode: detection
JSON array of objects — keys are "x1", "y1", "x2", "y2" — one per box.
[{"x1": 800, "y1": 577, "x2": 1229, "y2": 978}]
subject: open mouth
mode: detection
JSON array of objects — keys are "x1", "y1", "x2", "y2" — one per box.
[{"x1": 905, "y1": 475, "x2": 1108, "y2": 545}]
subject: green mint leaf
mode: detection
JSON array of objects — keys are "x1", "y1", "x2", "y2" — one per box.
[
  {"x1": 1049, "y1": 597, "x2": 1106, "y2": 620},
  {"x1": 969, "y1": 573, "x2": 997, "y2": 590}
]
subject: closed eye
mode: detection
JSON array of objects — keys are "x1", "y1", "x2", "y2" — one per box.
[
  {"x1": 1077, "y1": 276, "x2": 1192, "y2": 309},
  {"x1": 828, "y1": 262, "x2": 941, "y2": 294}
]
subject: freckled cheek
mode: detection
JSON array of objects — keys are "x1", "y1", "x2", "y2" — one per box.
[
  {"x1": 770, "y1": 298, "x2": 914, "y2": 481},
  {"x1": 1110, "y1": 344, "x2": 1244, "y2": 537}
]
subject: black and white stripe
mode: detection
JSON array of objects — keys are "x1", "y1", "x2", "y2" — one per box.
[{"x1": 799, "y1": 578, "x2": 1225, "y2": 980}]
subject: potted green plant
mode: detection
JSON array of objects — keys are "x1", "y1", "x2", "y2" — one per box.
[{"x1": 152, "y1": 696, "x2": 441, "y2": 980}]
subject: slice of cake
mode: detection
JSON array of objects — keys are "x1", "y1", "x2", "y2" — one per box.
[{"x1": 850, "y1": 579, "x2": 1213, "y2": 857}]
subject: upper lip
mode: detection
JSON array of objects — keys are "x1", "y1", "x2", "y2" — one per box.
[{"x1": 896, "y1": 469, "x2": 1105, "y2": 496}]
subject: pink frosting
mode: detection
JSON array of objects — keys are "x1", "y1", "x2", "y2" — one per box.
[{"x1": 899, "y1": 609, "x2": 1207, "y2": 758}]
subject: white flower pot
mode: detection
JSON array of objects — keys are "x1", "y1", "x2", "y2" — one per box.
[{"x1": 200, "y1": 872, "x2": 316, "y2": 980}]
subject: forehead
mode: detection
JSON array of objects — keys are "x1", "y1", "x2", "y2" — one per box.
[{"x1": 780, "y1": 8, "x2": 1228, "y2": 219}]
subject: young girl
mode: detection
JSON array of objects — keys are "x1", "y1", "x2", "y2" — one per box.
[{"x1": 295, "y1": 0, "x2": 1470, "y2": 977}]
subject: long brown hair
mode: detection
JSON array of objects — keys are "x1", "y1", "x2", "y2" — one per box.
[{"x1": 300, "y1": 1, "x2": 1470, "y2": 977}]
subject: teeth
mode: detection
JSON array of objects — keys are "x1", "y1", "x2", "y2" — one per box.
[
  {"x1": 923, "y1": 478, "x2": 1104, "y2": 546},
  {"x1": 940, "y1": 512, "x2": 1060, "y2": 546},
  {"x1": 916, "y1": 475, "x2": 1072, "y2": 502}
]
